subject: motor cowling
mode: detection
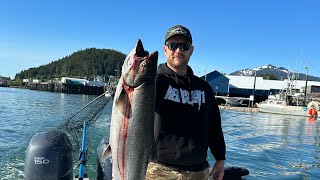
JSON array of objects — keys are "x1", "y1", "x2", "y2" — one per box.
[{"x1": 24, "y1": 130, "x2": 73, "y2": 180}]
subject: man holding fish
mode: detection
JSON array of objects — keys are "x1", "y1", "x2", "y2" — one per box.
[
  {"x1": 145, "y1": 25, "x2": 226, "y2": 180},
  {"x1": 101, "y1": 25, "x2": 225, "y2": 180}
]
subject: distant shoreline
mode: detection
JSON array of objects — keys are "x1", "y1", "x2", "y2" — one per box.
[{"x1": 219, "y1": 105, "x2": 259, "y2": 113}]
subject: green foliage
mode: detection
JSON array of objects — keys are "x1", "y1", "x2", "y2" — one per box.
[
  {"x1": 8, "y1": 78, "x2": 23, "y2": 86},
  {"x1": 14, "y1": 48, "x2": 126, "y2": 81},
  {"x1": 0, "y1": 76, "x2": 11, "y2": 80}
]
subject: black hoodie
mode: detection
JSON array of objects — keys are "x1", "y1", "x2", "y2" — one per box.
[{"x1": 154, "y1": 63, "x2": 226, "y2": 171}]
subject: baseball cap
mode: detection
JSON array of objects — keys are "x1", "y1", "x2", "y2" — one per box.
[{"x1": 165, "y1": 25, "x2": 192, "y2": 44}]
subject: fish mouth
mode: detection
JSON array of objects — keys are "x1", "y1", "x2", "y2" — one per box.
[
  {"x1": 122, "y1": 39, "x2": 158, "y2": 88},
  {"x1": 135, "y1": 39, "x2": 149, "y2": 57}
]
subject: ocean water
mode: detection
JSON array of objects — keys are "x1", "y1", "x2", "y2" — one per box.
[{"x1": 0, "y1": 87, "x2": 319, "y2": 179}]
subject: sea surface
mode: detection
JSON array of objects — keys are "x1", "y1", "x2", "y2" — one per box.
[{"x1": 0, "y1": 87, "x2": 319, "y2": 179}]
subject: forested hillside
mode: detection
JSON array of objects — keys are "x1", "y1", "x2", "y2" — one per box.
[{"x1": 15, "y1": 48, "x2": 126, "y2": 81}]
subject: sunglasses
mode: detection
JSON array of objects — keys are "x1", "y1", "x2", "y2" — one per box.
[{"x1": 165, "y1": 42, "x2": 191, "y2": 51}]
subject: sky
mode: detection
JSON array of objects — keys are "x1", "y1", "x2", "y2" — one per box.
[{"x1": 1, "y1": 0, "x2": 320, "y2": 79}]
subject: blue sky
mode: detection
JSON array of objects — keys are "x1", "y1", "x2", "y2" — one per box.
[{"x1": 1, "y1": 0, "x2": 320, "y2": 79}]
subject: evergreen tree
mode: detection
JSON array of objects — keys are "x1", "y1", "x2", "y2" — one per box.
[{"x1": 14, "y1": 48, "x2": 126, "y2": 81}]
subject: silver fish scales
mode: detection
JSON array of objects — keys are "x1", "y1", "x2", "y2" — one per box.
[{"x1": 102, "y1": 39, "x2": 158, "y2": 180}]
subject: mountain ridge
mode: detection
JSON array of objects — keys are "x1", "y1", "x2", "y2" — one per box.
[{"x1": 229, "y1": 64, "x2": 320, "y2": 81}]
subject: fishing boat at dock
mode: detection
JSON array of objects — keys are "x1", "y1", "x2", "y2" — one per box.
[
  {"x1": 257, "y1": 73, "x2": 319, "y2": 117},
  {"x1": 257, "y1": 95, "x2": 319, "y2": 116}
]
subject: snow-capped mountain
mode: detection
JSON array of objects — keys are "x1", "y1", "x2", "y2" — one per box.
[{"x1": 229, "y1": 64, "x2": 320, "y2": 81}]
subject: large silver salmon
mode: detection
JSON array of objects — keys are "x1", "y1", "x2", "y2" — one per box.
[{"x1": 103, "y1": 39, "x2": 158, "y2": 180}]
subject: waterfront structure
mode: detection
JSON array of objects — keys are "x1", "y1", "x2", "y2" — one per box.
[
  {"x1": 33, "y1": 79, "x2": 41, "y2": 84},
  {"x1": 200, "y1": 70, "x2": 229, "y2": 95},
  {"x1": 23, "y1": 79, "x2": 31, "y2": 83},
  {"x1": 202, "y1": 71, "x2": 320, "y2": 103},
  {"x1": 0, "y1": 79, "x2": 8, "y2": 87},
  {"x1": 302, "y1": 85, "x2": 320, "y2": 94},
  {"x1": 61, "y1": 77, "x2": 89, "y2": 86},
  {"x1": 226, "y1": 75, "x2": 269, "y2": 99},
  {"x1": 26, "y1": 77, "x2": 107, "y2": 95}
]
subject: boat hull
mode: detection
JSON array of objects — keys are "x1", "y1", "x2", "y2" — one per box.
[{"x1": 257, "y1": 103, "x2": 308, "y2": 116}]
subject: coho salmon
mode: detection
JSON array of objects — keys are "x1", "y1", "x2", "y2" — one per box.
[{"x1": 102, "y1": 39, "x2": 158, "y2": 180}]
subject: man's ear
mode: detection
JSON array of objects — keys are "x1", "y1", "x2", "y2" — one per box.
[
  {"x1": 189, "y1": 45, "x2": 194, "y2": 56},
  {"x1": 163, "y1": 45, "x2": 168, "y2": 54}
]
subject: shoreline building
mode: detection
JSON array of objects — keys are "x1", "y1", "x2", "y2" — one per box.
[{"x1": 201, "y1": 70, "x2": 320, "y2": 103}]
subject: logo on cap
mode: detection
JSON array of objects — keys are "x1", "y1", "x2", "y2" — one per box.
[{"x1": 170, "y1": 27, "x2": 188, "y2": 35}]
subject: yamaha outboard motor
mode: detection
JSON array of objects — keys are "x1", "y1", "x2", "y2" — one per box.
[{"x1": 24, "y1": 130, "x2": 73, "y2": 180}]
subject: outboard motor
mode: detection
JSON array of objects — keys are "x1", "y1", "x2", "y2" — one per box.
[{"x1": 24, "y1": 130, "x2": 73, "y2": 180}]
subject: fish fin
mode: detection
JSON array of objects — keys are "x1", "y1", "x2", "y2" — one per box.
[
  {"x1": 115, "y1": 87, "x2": 132, "y2": 118},
  {"x1": 149, "y1": 51, "x2": 158, "y2": 60},
  {"x1": 101, "y1": 144, "x2": 112, "y2": 161},
  {"x1": 113, "y1": 83, "x2": 123, "y2": 107}
]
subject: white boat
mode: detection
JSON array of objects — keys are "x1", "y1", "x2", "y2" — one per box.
[
  {"x1": 257, "y1": 74, "x2": 319, "y2": 117},
  {"x1": 104, "y1": 90, "x2": 114, "y2": 98},
  {"x1": 257, "y1": 97, "x2": 319, "y2": 116},
  {"x1": 104, "y1": 85, "x2": 115, "y2": 98}
]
